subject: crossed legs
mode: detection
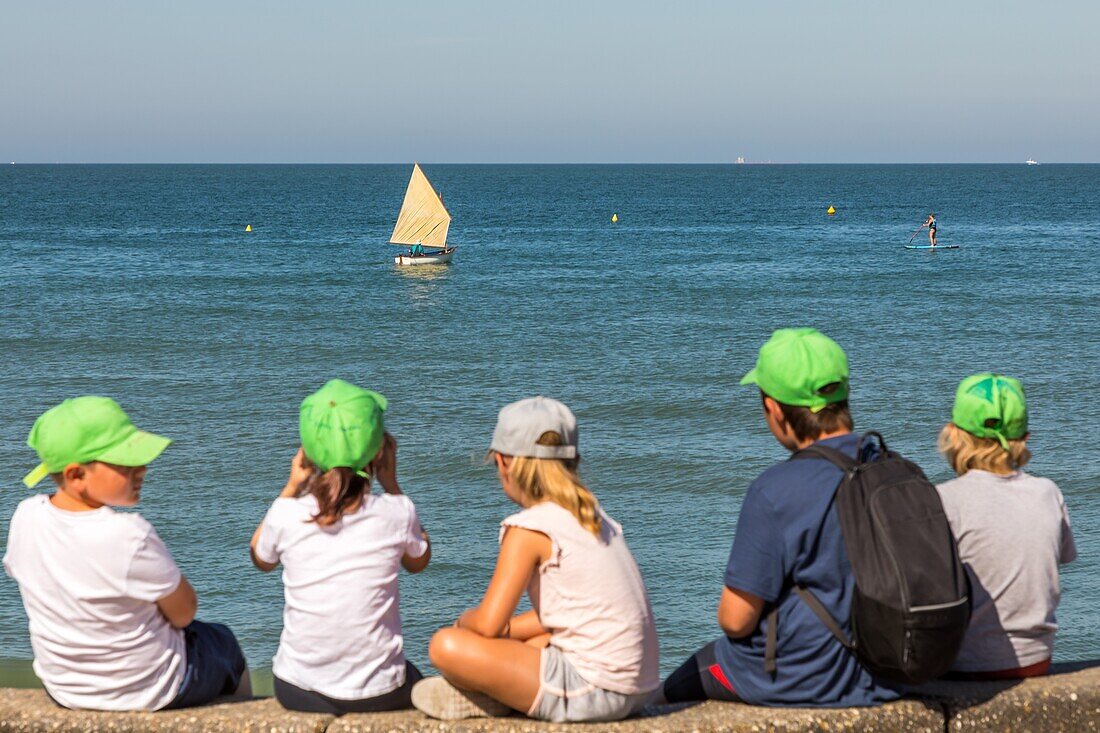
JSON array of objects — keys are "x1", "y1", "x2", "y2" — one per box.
[{"x1": 428, "y1": 627, "x2": 545, "y2": 713}]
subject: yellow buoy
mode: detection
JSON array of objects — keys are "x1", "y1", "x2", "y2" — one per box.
[
  {"x1": 826, "y1": 206, "x2": 836, "y2": 216},
  {"x1": 611, "y1": 213, "x2": 619, "y2": 223},
  {"x1": 245, "y1": 224, "x2": 252, "y2": 232}
]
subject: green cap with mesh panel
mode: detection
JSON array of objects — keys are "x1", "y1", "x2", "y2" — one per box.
[
  {"x1": 740, "y1": 328, "x2": 850, "y2": 412},
  {"x1": 23, "y1": 396, "x2": 171, "y2": 488},
  {"x1": 951, "y1": 373, "x2": 1028, "y2": 450},
  {"x1": 299, "y1": 379, "x2": 387, "y2": 474}
]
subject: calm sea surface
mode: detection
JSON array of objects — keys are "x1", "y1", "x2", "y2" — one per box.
[{"x1": 1, "y1": 164, "x2": 1098, "y2": 681}]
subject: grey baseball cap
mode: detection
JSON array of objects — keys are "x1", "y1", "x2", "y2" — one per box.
[{"x1": 489, "y1": 397, "x2": 578, "y2": 459}]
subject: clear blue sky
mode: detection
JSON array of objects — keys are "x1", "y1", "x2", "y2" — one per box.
[{"x1": 3, "y1": 1, "x2": 1097, "y2": 162}]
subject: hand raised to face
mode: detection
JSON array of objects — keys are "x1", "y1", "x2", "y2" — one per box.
[
  {"x1": 371, "y1": 433, "x2": 401, "y2": 494},
  {"x1": 282, "y1": 448, "x2": 315, "y2": 498}
]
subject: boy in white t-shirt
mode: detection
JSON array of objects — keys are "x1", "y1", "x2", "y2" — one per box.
[
  {"x1": 250, "y1": 379, "x2": 430, "y2": 715},
  {"x1": 3, "y1": 396, "x2": 249, "y2": 711}
]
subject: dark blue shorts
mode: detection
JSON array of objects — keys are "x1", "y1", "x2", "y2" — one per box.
[{"x1": 163, "y1": 620, "x2": 247, "y2": 709}]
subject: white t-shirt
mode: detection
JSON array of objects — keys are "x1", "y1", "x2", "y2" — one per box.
[
  {"x1": 2, "y1": 495, "x2": 185, "y2": 711},
  {"x1": 254, "y1": 491, "x2": 428, "y2": 700},
  {"x1": 936, "y1": 470, "x2": 1076, "y2": 671}
]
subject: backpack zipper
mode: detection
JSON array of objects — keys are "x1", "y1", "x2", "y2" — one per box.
[{"x1": 909, "y1": 597, "x2": 968, "y2": 613}]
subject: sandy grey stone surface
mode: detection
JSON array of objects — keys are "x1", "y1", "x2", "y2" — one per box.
[
  {"x1": 0, "y1": 689, "x2": 331, "y2": 733},
  {"x1": 0, "y1": 689, "x2": 941, "y2": 733},
  {"x1": 6, "y1": 667, "x2": 1100, "y2": 732},
  {"x1": 916, "y1": 664, "x2": 1100, "y2": 732},
  {"x1": 326, "y1": 699, "x2": 943, "y2": 733}
]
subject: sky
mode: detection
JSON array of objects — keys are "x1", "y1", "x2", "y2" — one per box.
[{"x1": 2, "y1": 0, "x2": 1098, "y2": 163}]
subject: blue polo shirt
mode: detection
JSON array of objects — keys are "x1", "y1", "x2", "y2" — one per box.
[{"x1": 715, "y1": 433, "x2": 902, "y2": 707}]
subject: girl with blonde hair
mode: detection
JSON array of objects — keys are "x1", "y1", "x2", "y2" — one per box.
[
  {"x1": 413, "y1": 397, "x2": 659, "y2": 722},
  {"x1": 935, "y1": 373, "x2": 1075, "y2": 680}
]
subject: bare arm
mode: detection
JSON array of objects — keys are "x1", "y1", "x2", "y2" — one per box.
[
  {"x1": 368, "y1": 433, "x2": 432, "y2": 574},
  {"x1": 402, "y1": 530, "x2": 432, "y2": 573},
  {"x1": 250, "y1": 448, "x2": 314, "y2": 572},
  {"x1": 157, "y1": 576, "x2": 198, "y2": 629},
  {"x1": 718, "y1": 586, "x2": 766, "y2": 638},
  {"x1": 505, "y1": 608, "x2": 549, "y2": 641},
  {"x1": 456, "y1": 527, "x2": 551, "y2": 638},
  {"x1": 249, "y1": 523, "x2": 280, "y2": 572}
]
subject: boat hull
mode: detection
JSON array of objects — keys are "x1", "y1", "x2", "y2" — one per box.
[{"x1": 395, "y1": 249, "x2": 455, "y2": 266}]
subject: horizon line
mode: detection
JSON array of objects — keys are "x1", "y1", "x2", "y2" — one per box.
[{"x1": 4, "y1": 161, "x2": 1094, "y2": 166}]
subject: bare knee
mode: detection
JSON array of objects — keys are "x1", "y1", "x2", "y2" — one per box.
[{"x1": 429, "y1": 627, "x2": 465, "y2": 673}]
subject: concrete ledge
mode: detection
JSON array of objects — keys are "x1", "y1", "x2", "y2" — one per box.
[
  {"x1": 327, "y1": 700, "x2": 942, "y2": 732},
  {"x1": 915, "y1": 662, "x2": 1100, "y2": 732},
  {"x1": 0, "y1": 690, "x2": 331, "y2": 733},
  {"x1": 3, "y1": 665, "x2": 1099, "y2": 732},
  {"x1": 0, "y1": 688, "x2": 940, "y2": 733}
]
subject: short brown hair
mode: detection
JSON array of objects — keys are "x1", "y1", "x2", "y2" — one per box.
[{"x1": 763, "y1": 385, "x2": 853, "y2": 443}]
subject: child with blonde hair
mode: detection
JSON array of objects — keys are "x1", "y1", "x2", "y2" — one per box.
[
  {"x1": 250, "y1": 379, "x2": 431, "y2": 714},
  {"x1": 413, "y1": 397, "x2": 659, "y2": 722},
  {"x1": 936, "y1": 373, "x2": 1075, "y2": 679}
]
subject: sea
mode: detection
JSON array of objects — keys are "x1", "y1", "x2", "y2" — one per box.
[{"x1": 1, "y1": 164, "x2": 1098, "y2": 690}]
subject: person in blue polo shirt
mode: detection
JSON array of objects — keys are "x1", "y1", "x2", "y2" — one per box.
[{"x1": 660, "y1": 328, "x2": 900, "y2": 707}]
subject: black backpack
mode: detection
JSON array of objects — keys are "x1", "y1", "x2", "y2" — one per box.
[{"x1": 763, "y1": 431, "x2": 970, "y2": 685}]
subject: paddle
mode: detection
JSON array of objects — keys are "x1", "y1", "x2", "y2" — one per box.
[{"x1": 908, "y1": 225, "x2": 924, "y2": 243}]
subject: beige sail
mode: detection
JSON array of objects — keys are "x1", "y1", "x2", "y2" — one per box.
[{"x1": 389, "y1": 163, "x2": 451, "y2": 247}]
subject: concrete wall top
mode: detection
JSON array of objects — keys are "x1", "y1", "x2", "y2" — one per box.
[{"x1": 2, "y1": 664, "x2": 1098, "y2": 733}]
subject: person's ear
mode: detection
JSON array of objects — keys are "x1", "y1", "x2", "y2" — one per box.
[
  {"x1": 61, "y1": 463, "x2": 85, "y2": 487},
  {"x1": 762, "y1": 396, "x2": 784, "y2": 423},
  {"x1": 494, "y1": 452, "x2": 510, "y2": 475}
]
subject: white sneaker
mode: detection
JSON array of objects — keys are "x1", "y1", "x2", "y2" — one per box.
[{"x1": 411, "y1": 676, "x2": 513, "y2": 720}]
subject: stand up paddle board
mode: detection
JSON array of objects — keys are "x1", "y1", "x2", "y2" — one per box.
[{"x1": 905, "y1": 244, "x2": 960, "y2": 250}]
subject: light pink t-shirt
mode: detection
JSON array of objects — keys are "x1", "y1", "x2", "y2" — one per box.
[{"x1": 501, "y1": 501, "x2": 659, "y2": 695}]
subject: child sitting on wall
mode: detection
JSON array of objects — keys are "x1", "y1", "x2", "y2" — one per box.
[
  {"x1": 3, "y1": 396, "x2": 249, "y2": 711},
  {"x1": 413, "y1": 396, "x2": 659, "y2": 722},
  {"x1": 250, "y1": 379, "x2": 431, "y2": 714},
  {"x1": 661, "y1": 328, "x2": 900, "y2": 707},
  {"x1": 936, "y1": 373, "x2": 1076, "y2": 680}
]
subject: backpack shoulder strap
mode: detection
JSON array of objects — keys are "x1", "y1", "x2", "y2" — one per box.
[
  {"x1": 765, "y1": 586, "x2": 854, "y2": 674},
  {"x1": 765, "y1": 442, "x2": 858, "y2": 676},
  {"x1": 794, "y1": 586, "x2": 853, "y2": 650}
]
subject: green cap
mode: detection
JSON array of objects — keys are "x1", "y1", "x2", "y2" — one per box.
[
  {"x1": 299, "y1": 379, "x2": 388, "y2": 474},
  {"x1": 23, "y1": 397, "x2": 171, "y2": 488},
  {"x1": 740, "y1": 328, "x2": 850, "y2": 412},
  {"x1": 951, "y1": 373, "x2": 1028, "y2": 450}
]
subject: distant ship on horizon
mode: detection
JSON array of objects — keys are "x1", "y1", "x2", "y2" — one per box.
[{"x1": 1026, "y1": 158, "x2": 1039, "y2": 165}]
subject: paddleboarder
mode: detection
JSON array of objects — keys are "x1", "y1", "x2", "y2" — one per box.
[{"x1": 920, "y1": 213, "x2": 938, "y2": 247}]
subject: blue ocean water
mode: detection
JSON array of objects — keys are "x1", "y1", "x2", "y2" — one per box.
[{"x1": 1, "y1": 164, "x2": 1098, "y2": 678}]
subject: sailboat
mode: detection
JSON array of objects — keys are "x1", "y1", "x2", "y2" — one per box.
[{"x1": 390, "y1": 163, "x2": 455, "y2": 266}]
